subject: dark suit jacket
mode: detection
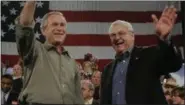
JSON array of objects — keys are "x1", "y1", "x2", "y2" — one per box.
[
  {"x1": 13, "y1": 77, "x2": 23, "y2": 95},
  {"x1": 100, "y1": 40, "x2": 182, "y2": 104},
  {"x1": 92, "y1": 99, "x2": 100, "y2": 105},
  {"x1": 6, "y1": 90, "x2": 19, "y2": 105}
]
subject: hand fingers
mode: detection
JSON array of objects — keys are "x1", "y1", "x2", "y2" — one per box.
[
  {"x1": 162, "y1": 5, "x2": 177, "y2": 22},
  {"x1": 168, "y1": 5, "x2": 177, "y2": 20},
  {"x1": 151, "y1": 14, "x2": 158, "y2": 24},
  {"x1": 162, "y1": 6, "x2": 168, "y2": 16},
  {"x1": 171, "y1": 14, "x2": 178, "y2": 25}
]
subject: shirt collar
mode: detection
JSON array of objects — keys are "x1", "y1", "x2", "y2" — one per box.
[
  {"x1": 84, "y1": 98, "x2": 93, "y2": 104},
  {"x1": 43, "y1": 41, "x2": 70, "y2": 57},
  {"x1": 115, "y1": 45, "x2": 134, "y2": 61}
]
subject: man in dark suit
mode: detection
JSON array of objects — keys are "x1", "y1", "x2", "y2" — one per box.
[
  {"x1": 1, "y1": 74, "x2": 19, "y2": 105},
  {"x1": 12, "y1": 64, "x2": 23, "y2": 95},
  {"x1": 100, "y1": 6, "x2": 182, "y2": 104}
]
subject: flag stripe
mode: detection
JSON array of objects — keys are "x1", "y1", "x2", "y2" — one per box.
[
  {"x1": 1, "y1": 39, "x2": 183, "y2": 59},
  {"x1": 1, "y1": 54, "x2": 112, "y2": 71},
  {"x1": 63, "y1": 34, "x2": 183, "y2": 46},
  {"x1": 49, "y1": 1, "x2": 181, "y2": 11},
  {"x1": 66, "y1": 22, "x2": 182, "y2": 35},
  {"x1": 2, "y1": 22, "x2": 182, "y2": 43},
  {"x1": 50, "y1": 11, "x2": 182, "y2": 23}
]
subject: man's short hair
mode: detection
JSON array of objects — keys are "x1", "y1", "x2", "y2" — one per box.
[
  {"x1": 40, "y1": 11, "x2": 66, "y2": 29},
  {"x1": 171, "y1": 86, "x2": 185, "y2": 99},
  {"x1": 1, "y1": 74, "x2": 13, "y2": 81},
  {"x1": 109, "y1": 20, "x2": 134, "y2": 33},
  {"x1": 81, "y1": 80, "x2": 95, "y2": 91}
]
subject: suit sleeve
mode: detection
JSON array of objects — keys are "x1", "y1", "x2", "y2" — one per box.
[
  {"x1": 15, "y1": 16, "x2": 38, "y2": 65},
  {"x1": 156, "y1": 38, "x2": 182, "y2": 74},
  {"x1": 100, "y1": 65, "x2": 108, "y2": 105}
]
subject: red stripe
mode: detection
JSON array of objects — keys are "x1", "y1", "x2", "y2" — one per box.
[
  {"x1": 1, "y1": 55, "x2": 111, "y2": 72},
  {"x1": 64, "y1": 34, "x2": 183, "y2": 46},
  {"x1": 49, "y1": 10, "x2": 181, "y2": 23}
]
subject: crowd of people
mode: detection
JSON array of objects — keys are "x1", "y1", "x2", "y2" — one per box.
[{"x1": 1, "y1": 55, "x2": 184, "y2": 105}]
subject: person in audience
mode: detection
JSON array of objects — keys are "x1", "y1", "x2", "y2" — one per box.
[
  {"x1": 171, "y1": 87, "x2": 184, "y2": 105},
  {"x1": 164, "y1": 77, "x2": 178, "y2": 92},
  {"x1": 164, "y1": 90, "x2": 173, "y2": 104},
  {"x1": 1, "y1": 74, "x2": 19, "y2": 105},
  {"x1": 83, "y1": 53, "x2": 94, "y2": 74},
  {"x1": 81, "y1": 80, "x2": 99, "y2": 105},
  {"x1": 12, "y1": 64, "x2": 23, "y2": 95},
  {"x1": 91, "y1": 71, "x2": 101, "y2": 100},
  {"x1": 14, "y1": 1, "x2": 83, "y2": 104}
]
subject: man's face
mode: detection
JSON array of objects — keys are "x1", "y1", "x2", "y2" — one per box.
[
  {"x1": 91, "y1": 72, "x2": 101, "y2": 87},
  {"x1": 109, "y1": 24, "x2": 134, "y2": 54},
  {"x1": 81, "y1": 83, "x2": 92, "y2": 100},
  {"x1": 13, "y1": 64, "x2": 22, "y2": 77},
  {"x1": 42, "y1": 14, "x2": 67, "y2": 45},
  {"x1": 1, "y1": 78, "x2": 12, "y2": 93},
  {"x1": 172, "y1": 95, "x2": 183, "y2": 104}
]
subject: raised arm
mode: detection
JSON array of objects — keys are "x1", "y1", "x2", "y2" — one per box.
[
  {"x1": 151, "y1": 6, "x2": 182, "y2": 74},
  {"x1": 20, "y1": 1, "x2": 36, "y2": 26},
  {"x1": 15, "y1": 1, "x2": 38, "y2": 65}
]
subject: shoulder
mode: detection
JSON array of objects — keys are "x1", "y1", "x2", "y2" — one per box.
[
  {"x1": 133, "y1": 45, "x2": 158, "y2": 54},
  {"x1": 102, "y1": 60, "x2": 114, "y2": 74}
]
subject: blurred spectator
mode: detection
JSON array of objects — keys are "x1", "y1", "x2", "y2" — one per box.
[
  {"x1": 1, "y1": 62, "x2": 7, "y2": 75},
  {"x1": 171, "y1": 87, "x2": 185, "y2": 105},
  {"x1": 1, "y1": 74, "x2": 19, "y2": 105},
  {"x1": 91, "y1": 71, "x2": 101, "y2": 100},
  {"x1": 163, "y1": 77, "x2": 178, "y2": 92},
  {"x1": 83, "y1": 53, "x2": 99, "y2": 75},
  {"x1": 164, "y1": 90, "x2": 173, "y2": 105},
  {"x1": 12, "y1": 64, "x2": 23, "y2": 95},
  {"x1": 81, "y1": 80, "x2": 99, "y2": 105},
  {"x1": 5, "y1": 67, "x2": 14, "y2": 75}
]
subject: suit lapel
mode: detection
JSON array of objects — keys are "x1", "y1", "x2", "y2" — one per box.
[
  {"x1": 125, "y1": 46, "x2": 141, "y2": 102},
  {"x1": 107, "y1": 60, "x2": 117, "y2": 86}
]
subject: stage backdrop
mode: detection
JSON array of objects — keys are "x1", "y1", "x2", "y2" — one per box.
[{"x1": 1, "y1": 1, "x2": 184, "y2": 71}]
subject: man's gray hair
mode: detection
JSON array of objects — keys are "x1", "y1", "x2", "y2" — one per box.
[
  {"x1": 81, "y1": 80, "x2": 95, "y2": 91},
  {"x1": 40, "y1": 11, "x2": 65, "y2": 29},
  {"x1": 109, "y1": 20, "x2": 134, "y2": 33}
]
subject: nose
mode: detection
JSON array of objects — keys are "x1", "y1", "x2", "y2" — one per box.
[{"x1": 115, "y1": 34, "x2": 120, "y2": 40}]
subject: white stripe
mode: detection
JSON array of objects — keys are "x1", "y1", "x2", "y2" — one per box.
[
  {"x1": 49, "y1": 1, "x2": 181, "y2": 11},
  {"x1": 1, "y1": 42, "x2": 115, "y2": 59},
  {"x1": 67, "y1": 22, "x2": 182, "y2": 35},
  {"x1": 1, "y1": 42, "x2": 183, "y2": 59}
]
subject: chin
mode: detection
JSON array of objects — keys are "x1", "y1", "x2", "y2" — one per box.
[{"x1": 115, "y1": 47, "x2": 126, "y2": 54}]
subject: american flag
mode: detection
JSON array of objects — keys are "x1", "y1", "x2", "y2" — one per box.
[{"x1": 1, "y1": 1, "x2": 184, "y2": 71}]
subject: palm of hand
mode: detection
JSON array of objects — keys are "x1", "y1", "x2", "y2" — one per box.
[
  {"x1": 152, "y1": 6, "x2": 177, "y2": 39},
  {"x1": 155, "y1": 16, "x2": 173, "y2": 37}
]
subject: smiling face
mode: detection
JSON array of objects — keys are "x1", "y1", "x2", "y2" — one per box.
[
  {"x1": 41, "y1": 12, "x2": 67, "y2": 46},
  {"x1": 109, "y1": 21, "x2": 135, "y2": 54}
]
